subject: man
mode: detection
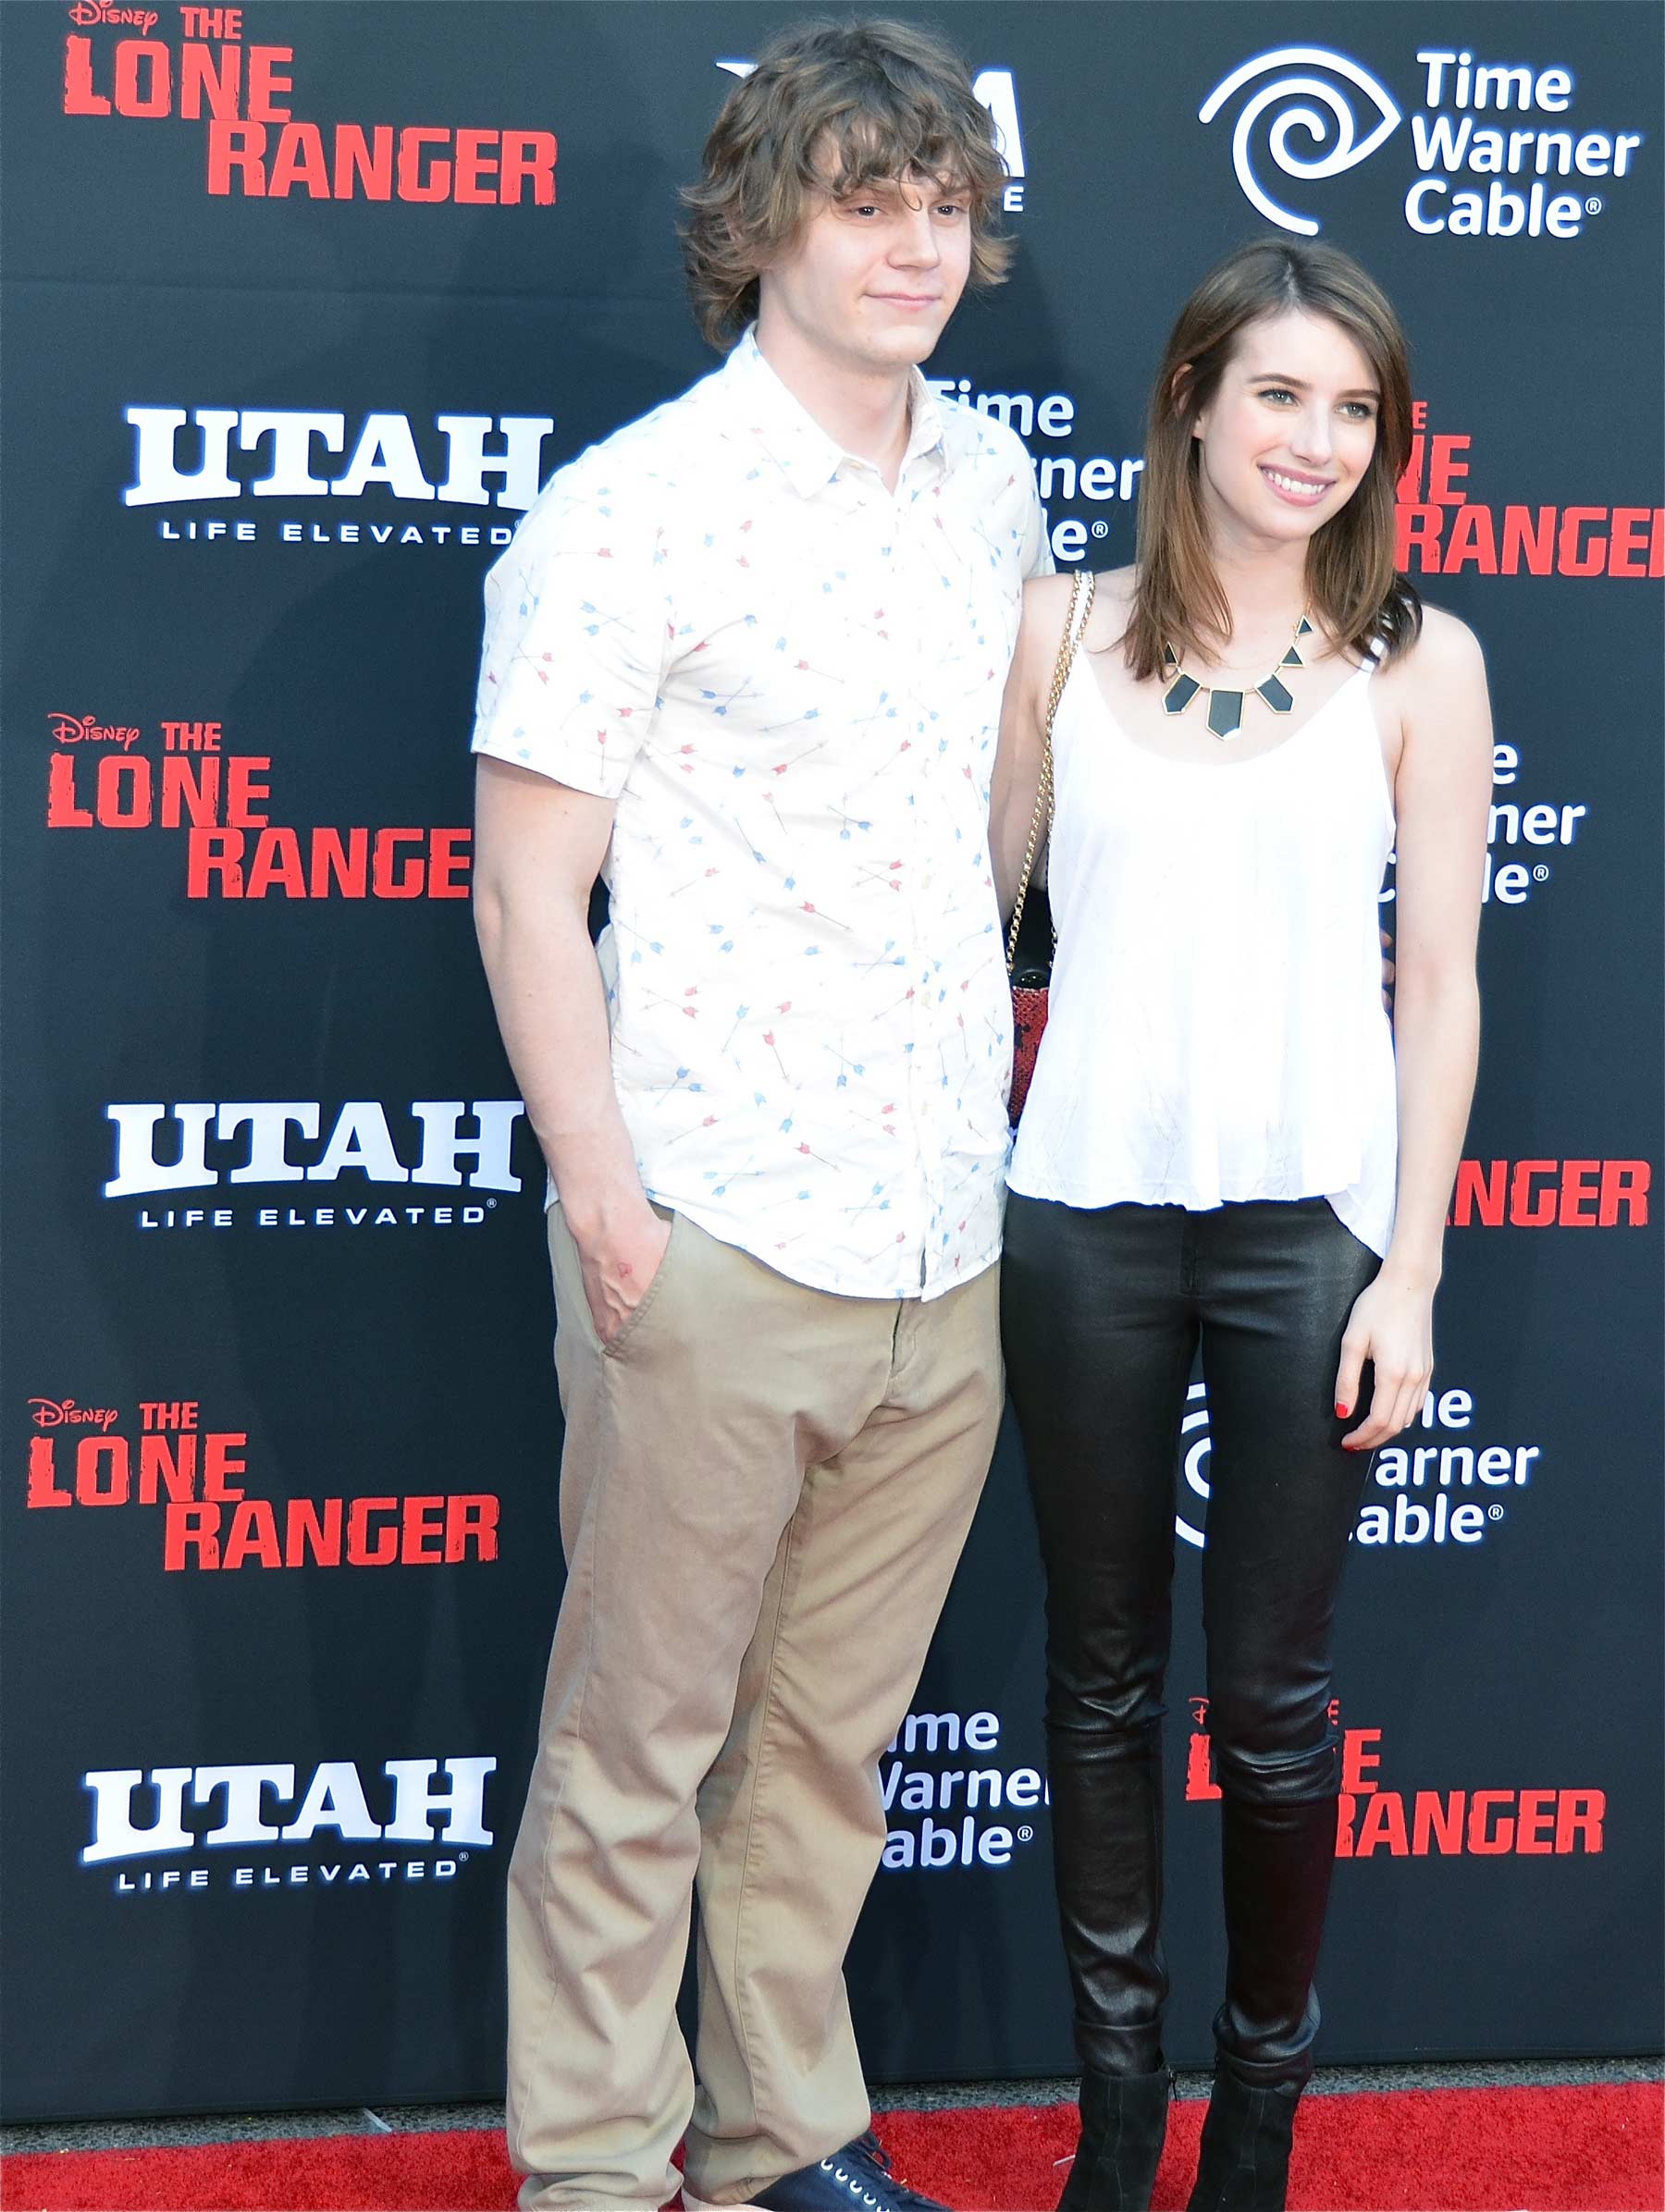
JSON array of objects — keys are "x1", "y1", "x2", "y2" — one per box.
[{"x1": 471, "y1": 20, "x2": 1048, "y2": 2209}]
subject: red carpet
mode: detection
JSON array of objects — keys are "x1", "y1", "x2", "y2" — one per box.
[{"x1": 4, "y1": 2084, "x2": 1660, "y2": 2212}]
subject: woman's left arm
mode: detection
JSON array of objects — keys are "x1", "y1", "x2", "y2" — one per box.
[{"x1": 1338, "y1": 611, "x2": 1494, "y2": 1449}]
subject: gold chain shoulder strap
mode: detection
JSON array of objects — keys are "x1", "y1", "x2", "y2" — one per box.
[{"x1": 1006, "y1": 569, "x2": 1097, "y2": 970}]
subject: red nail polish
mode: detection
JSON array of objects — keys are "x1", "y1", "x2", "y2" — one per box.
[{"x1": 1336, "y1": 1403, "x2": 1350, "y2": 1419}]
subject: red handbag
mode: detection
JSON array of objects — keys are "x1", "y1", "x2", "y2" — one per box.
[
  {"x1": 1007, "y1": 570, "x2": 1095, "y2": 1124},
  {"x1": 1008, "y1": 970, "x2": 1052, "y2": 1127}
]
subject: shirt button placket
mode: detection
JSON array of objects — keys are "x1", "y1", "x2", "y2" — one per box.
[
  {"x1": 896, "y1": 480, "x2": 939, "y2": 1296},
  {"x1": 861, "y1": 463, "x2": 925, "y2": 1294}
]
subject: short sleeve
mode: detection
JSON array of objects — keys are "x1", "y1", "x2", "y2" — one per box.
[
  {"x1": 470, "y1": 473, "x2": 670, "y2": 799},
  {"x1": 1019, "y1": 466, "x2": 1054, "y2": 582}
]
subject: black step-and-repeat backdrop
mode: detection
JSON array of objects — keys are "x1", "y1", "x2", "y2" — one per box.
[{"x1": 3, "y1": 0, "x2": 1660, "y2": 2123}]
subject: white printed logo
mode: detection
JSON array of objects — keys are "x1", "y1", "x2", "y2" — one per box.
[
  {"x1": 1176, "y1": 1378, "x2": 1537, "y2": 1551},
  {"x1": 972, "y1": 69, "x2": 1026, "y2": 193},
  {"x1": 1177, "y1": 1381, "x2": 1212, "y2": 1550},
  {"x1": 1200, "y1": 46, "x2": 1402, "y2": 235},
  {"x1": 105, "y1": 1100, "x2": 526, "y2": 1199},
  {"x1": 1204, "y1": 45, "x2": 1644, "y2": 242},
  {"x1": 82, "y1": 1758, "x2": 497, "y2": 1894},
  {"x1": 879, "y1": 1707, "x2": 1044, "y2": 1873},
  {"x1": 124, "y1": 409, "x2": 554, "y2": 510},
  {"x1": 84, "y1": 1757, "x2": 497, "y2": 1864}
]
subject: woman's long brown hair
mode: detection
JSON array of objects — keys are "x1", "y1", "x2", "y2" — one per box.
[{"x1": 1123, "y1": 238, "x2": 1422, "y2": 680}]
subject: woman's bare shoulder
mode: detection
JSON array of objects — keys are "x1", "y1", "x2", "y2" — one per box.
[
  {"x1": 1025, "y1": 561, "x2": 1132, "y2": 608},
  {"x1": 1382, "y1": 600, "x2": 1486, "y2": 687},
  {"x1": 1020, "y1": 571, "x2": 1079, "y2": 623},
  {"x1": 1018, "y1": 565, "x2": 1134, "y2": 680},
  {"x1": 1081, "y1": 563, "x2": 1136, "y2": 651}
]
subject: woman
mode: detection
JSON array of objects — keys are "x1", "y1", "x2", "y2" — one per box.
[{"x1": 992, "y1": 240, "x2": 1491, "y2": 2212}]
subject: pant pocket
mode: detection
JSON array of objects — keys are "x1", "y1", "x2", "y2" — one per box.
[{"x1": 599, "y1": 1206, "x2": 683, "y2": 1361}]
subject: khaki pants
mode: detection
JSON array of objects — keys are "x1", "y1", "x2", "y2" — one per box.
[{"x1": 507, "y1": 1206, "x2": 1003, "y2": 2210}]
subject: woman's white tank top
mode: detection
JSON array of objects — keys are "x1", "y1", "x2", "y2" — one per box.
[{"x1": 1006, "y1": 639, "x2": 1400, "y2": 1257}]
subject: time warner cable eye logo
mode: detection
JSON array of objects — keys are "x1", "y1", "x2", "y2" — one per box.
[
  {"x1": 1200, "y1": 47, "x2": 1401, "y2": 235},
  {"x1": 1202, "y1": 44, "x2": 1645, "y2": 241}
]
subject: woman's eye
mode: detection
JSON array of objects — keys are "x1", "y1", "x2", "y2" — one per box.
[
  {"x1": 1258, "y1": 387, "x2": 1296, "y2": 405},
  {"x1": 1340, "y1": 401, "x2": 1377, "y2": 421}
]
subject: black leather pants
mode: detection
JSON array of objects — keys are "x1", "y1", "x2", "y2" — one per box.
[{"x1": 1001, "y1": 1195, "x2": 1380, "y2": 2089}]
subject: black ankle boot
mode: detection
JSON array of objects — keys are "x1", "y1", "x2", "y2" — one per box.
[
  {"x1": 1056, "y1": 2065, "x2": 1172, "y2": 2211},
  {"x1": 1184, "y1": 2067, "x2": 1301, "y2": 2212}
]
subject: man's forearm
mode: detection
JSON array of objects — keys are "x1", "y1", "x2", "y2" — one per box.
[{"x1": 474, "y1": 885, "x2": 647, "y2": 1241}]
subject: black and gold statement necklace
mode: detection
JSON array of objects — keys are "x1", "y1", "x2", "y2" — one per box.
[{"x1": 1162, "y1": 612, "x2": 1314, "y2": 742}]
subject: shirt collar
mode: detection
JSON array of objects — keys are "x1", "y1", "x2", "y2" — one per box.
[{"x1": 725, "y1": 326, "x2": 946, "y2": 498}]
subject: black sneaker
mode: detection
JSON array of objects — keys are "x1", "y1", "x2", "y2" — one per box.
[{"x1": 686, "y1": 2131, "x2": 949, "y2": 2212}]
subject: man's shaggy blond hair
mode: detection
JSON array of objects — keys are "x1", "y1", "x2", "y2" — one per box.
[{"x1": 681, "y1": 17, "x2": 1013, "y2": 350}]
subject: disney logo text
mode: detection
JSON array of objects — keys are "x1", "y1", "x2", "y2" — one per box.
[
  {"x1": 30, "y1": 1398, "x2": 121, "y2": 1432},
  {"x1": 68, "y1": 0, "x2": 160, "y2": 31},
  {"x1": 50, "y1": 713, "x2": 142, "y2": 750}
]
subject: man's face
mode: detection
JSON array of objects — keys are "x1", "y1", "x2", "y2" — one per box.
[{"x1": 758, "y1": 166, "x2": 974, "y2": 375}]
